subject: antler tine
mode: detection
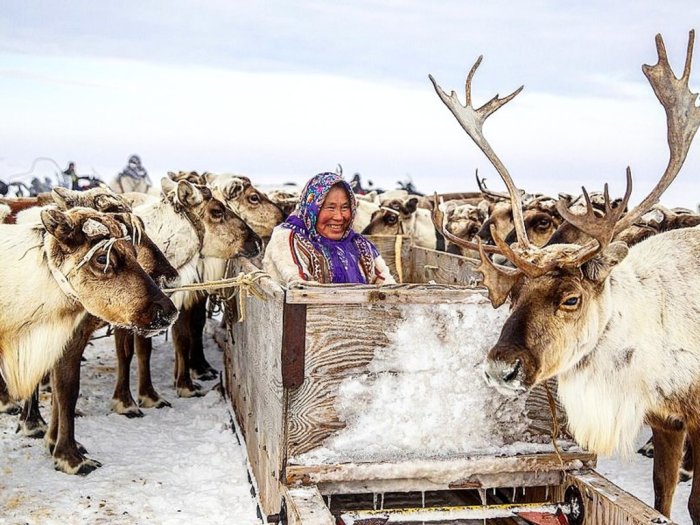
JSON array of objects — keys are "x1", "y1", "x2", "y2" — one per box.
[
  {"x1": 475, "y1": 169, "x2": 510, "y2": 201},
  {"x1": 429, "y1": 61, "x2": 529, "y2": 250},
  {"x1": 490, "y1": 224, "x2": 558, "y2": 278},
  {"x1": 431, "y1": 192, "x2": 501, "y2": 254},
  {"x1": 615, "y1": 29, "x2": 700, "y2": 234},
  {"x1": 476, "y1": 240, "x2": 524, "y2": 308},
  {"x1": 556, "y1": 169, "x2": 632, "y2": 259}
]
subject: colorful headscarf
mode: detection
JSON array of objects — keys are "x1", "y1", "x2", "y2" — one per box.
[{"x1": 281, "y1": 172, "x2": 379, "y2": 283}]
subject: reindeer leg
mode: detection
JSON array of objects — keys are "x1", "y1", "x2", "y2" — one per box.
[
  {"x1": 680, "y1": 437, "x2": 694, "y2": 482},
  {"x1": 172, "y1": 309, "x2": 203, "y2": 398},
  {"x1": 136, "y1": 335, "x2": 171, "y2": 409},
  {"x1": 651, "y1": 425, "x2": 684, "y2": 518},
  {"x1": 189, "y1": 294, "x2": 218, "y2": 381},
  {"x1": 51, "y1": 317, "x2": 103, "y2": 475},
  {"x1": 16, "y1": 387, "x2": 46, "y2": 438},
  {"x1": 111, "y1": 329, "x2": 143, "y2": 417},
  {"x1": 687, "y1": 427, "x2": 700, "y2": 523},
  {"x1": 0, "y1": 374, "x2": 20, "y2": 415}
]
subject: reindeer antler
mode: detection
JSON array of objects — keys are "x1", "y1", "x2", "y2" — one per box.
[
  {"x1": 430, "y1": 60, "x2": 528, "y2": 249},
  {"x1": 431, "y1": 193, "x2": 501, "y2": 254},
  {"x1": 613, "y1": 30, "x2": 700, "y2": 234}
]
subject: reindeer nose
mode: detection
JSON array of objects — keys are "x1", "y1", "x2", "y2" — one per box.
[
  {"x1": 149, "y1": 296, "x2": 178, "y2": 329},
  {"x1": 242, "y1": 232, "x2": 263, "y2": 258}
]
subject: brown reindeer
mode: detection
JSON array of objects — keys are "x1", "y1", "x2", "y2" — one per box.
[
  {"x1": 430, "y1": 31, "x2": 700, "y2": 522},
  {"x1": 0, "y1": 208, "x2": 178, "y2": 401},
  {"x1": 44, "y1": 213, "x2": 179, "y2": 475}
]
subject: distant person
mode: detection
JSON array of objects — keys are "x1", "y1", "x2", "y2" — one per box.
[
  {"x1": 112, "y1": 154, "x2": 152, "y2": 194},
  {"x1": 63, "y1": 161, "x2": 79, "y2": 190}
]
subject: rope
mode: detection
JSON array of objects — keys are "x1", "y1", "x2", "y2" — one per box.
[
  {"x1": 393, "y1": 235, "x2": 404, "y2": 283},
  {"x1": 544, "y1": 382, "x2": 564, "y2": 467},
  {"x1": 163, "y1": 270, "x2": 270, "y2": 323}
]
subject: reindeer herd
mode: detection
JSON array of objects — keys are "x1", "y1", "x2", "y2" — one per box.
[{"x1": 0, "y1": 29, "x2": 699, "y2": 524}]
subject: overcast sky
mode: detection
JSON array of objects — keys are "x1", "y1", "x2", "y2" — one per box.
[{"x1": 1, "y1": 1, "x2": 700, "y2": 207}]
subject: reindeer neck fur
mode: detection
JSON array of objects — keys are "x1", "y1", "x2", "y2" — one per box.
[
  {"x1": 557, "y1": 228, "x2": 700, "y2": 456},
  {"x1": 0, "y1": 223, "x2": 88, "y2": 399},
  {"x1": 134, "y1": 197, "x2": 201, "y2": 271}
]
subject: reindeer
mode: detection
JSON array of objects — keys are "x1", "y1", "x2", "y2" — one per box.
[
  {"x1": 362, "y1": 197, "x2": 443, "y2": 249},
  {"x1": 0, "y1": 208, "x2": 178, "y2": 402},
  {"x1": 44, "y1": 212, "x2": 179, "y2": 474},
  {"x1": 120, "y1": 178, "x2": 262, "y2": 402},
  {"x1": 430, "y1": 31, "x2": 700, "y2": 523},
  {"x1": 170, "y1": 172, "x2": 284, "y2": 380}
]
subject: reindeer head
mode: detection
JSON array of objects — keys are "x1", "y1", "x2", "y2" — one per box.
[
  {"x1": 206, "y1": 173, "x2": 284, "y2": 240},
  {"x1": 361, "y1": 197, "x2": 419, "y2": 236},
  {"x1": 52, "y1": 187, "x2": 132, "y2": 214},
  {"x1": 41, "y1": 208, "x2": 178, "y2": 336},
  {"x1": 430, "y1": 31, "x2": 700, "y2": 394},
  {"x1": 110, "y1": 213, "x2": 179, "y2": 288},
  {"x1": 162, "y1": 178, "x2": 262, "y2": 259}
]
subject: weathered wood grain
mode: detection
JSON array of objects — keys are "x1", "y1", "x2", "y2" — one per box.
[
  {"x1": 287, "y1": 303, "x2": 403, "y2": 456},
  {"x1": 224, "y1": 258, "x2": 287, "y2": 516},
  {"x1": 555, "y1": 470, "x2": 677, "y2": 525},
  {"x1": 285, "y1": 452, "x2": 596, "y2": 488},
  {"x1": 408, "y1": 246, "x2": 483, "y2": 286},
  {"x1": 284, "y1": 486, "x2": 335, "y2": 525}
]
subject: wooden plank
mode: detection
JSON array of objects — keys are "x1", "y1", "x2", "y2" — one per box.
[
  {"x1": 286, "y1": 452, "x2": 596, "y2": 489},
  {"x1": 364, "y1": 234, "x2": 413, "y2": 283},
  {"x1": 408, "y1": 246, "x2": 482, "y2": 285},
  {"x1": 285, "y1": 283, "x2": 486, "y2": 305},
  {"x1": 284, "y1": 486, "x2": 335, "y2": 525},
  {"x1": 281, "y1": 303, "x2": 307, "y2": 389},
  {"x1": 554, "y1": 470, "x2": 677, "y2": 525},
  {"x1": 224, "y1": 258, "x2": 288, "y2": 517},
  {"x1": 287, "y1": 303, "x2": 403, "y2": 456}
]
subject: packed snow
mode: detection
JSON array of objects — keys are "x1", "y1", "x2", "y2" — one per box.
[{"x1": 0, "y1": 317, "x2": 693, "y2": 524}]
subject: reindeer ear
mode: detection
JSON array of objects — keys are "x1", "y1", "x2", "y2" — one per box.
[
  {"x1": 41, "y1": 208, "x2": 82, "y2": 247},
  {"x1": 94, "y1": 193, "x2": 129, "y2": 213},
  {"x1": 177, "y1": 180, "x2": 203, "y2": 207},
  {"x1": 225, "y1": 179, "x2": 246, "y2": 200},
  {"x1": 52, "y1": 187, "x2": 79, "y2": 210},
  {"x1": 160, "y1": 177, "x2": 176, "y2": 195},
  {"x1": 582, "y1": 241, "x2": 629, "y2": 282},
  {"x1": 404, "y1": 197, "x2": 419, "y2": 214}
]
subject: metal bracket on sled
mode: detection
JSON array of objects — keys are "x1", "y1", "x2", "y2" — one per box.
[
  {"x1": 338, "y1": 486, "x2": 584, "y2": 525},
  {"x1": 281, "y1": 303, "x2": 307, "y2": 389}
]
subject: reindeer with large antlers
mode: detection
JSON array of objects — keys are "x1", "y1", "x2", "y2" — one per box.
[{"x1": 431, "y1": 31, "x2": 700, "y2": 523}]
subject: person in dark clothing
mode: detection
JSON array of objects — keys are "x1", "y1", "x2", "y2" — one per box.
[
  {"x1": 115, "y1": 155, "x2": 152, "y2": 193},
  {"x1": 63, "y1": 162, "x2": 79, "y2": 190}
]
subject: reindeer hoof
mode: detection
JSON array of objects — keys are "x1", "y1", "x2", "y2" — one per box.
[
  {"x1": 54, "y1": 457, "x2": 102, "y2": 476},
  {"x1": 176, "y1": 385, "x2": 206, "y2": 398},
  {"x1": 111, "y1": 399, "x2": 144, "y2": 418},
  {"x1": 191, "y1": 367, "x2": 218, "y2": 381},
  {"x1": 0, "y1": 401, "x2": 21, "y2": 415},
  {"x1": 139, "y1": 396, "x2": 172, "y2": 409},
  {"x1": 16, "y1": 421, "x2": 47, "y2": 439}
]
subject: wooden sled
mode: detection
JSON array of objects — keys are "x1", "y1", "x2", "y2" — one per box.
[{"x1": 220, "y1": 237, "x2": 676, "y2": 525}]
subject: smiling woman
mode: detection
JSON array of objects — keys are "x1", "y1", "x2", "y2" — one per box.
[{"x1": 263, "y1": 172, "x2": 396, "y2": 285}]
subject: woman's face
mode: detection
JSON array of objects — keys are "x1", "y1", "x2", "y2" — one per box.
[{"x1": 316, "y1": 185, "x2": 352, "y2": 240}]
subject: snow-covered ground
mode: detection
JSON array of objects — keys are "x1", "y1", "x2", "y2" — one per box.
[{"x1": 0, "y1": 319, "x2": 693, "y2": 525}]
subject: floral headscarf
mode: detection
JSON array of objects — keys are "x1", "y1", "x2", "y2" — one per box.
[{"x1": 281, "y1": 172, "x2": 378, "y2": 283}]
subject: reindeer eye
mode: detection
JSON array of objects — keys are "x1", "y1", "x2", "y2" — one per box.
[
  {"x1": 96, "y1": 254, "x2": 108, "y2": 265},
  {"x1": 535, "y1": 218, "x2": 551, "y2": 230},
  {"x1": 210, "y1": 207, "x2": 224, "y2": 219},
  {"x1": 248, "y1": 194, "x2": 261, "y2": 204},
  {"x1": 386, "y1": 215, "x2": 398, "y2": 225},
  {"x1": 561, "y1": 295, "x2": 580, "y2": 309}
]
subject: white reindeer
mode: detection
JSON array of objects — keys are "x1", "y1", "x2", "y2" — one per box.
[{"x1": 430, "y1": 31, "x2": 700, "y2": 523}]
